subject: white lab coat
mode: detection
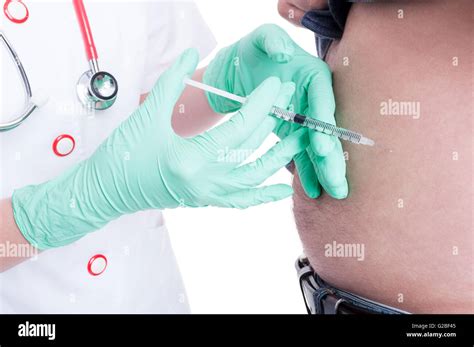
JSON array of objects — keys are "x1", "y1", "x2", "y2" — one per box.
[{"x1": 0, "y1": 0, "x2": 215, "y2": 313}]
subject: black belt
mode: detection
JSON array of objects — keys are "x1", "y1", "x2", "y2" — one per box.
[{"x1": 296, "y1": 256, "x2": 410, "y2": 314}]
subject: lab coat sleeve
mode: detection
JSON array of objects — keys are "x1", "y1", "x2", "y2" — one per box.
[{"x1": 140, "y1": 1, "x2": 217, "y2": 94}]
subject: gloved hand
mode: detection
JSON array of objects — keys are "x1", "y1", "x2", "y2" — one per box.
[
  {"x1": 12, "y1": 48, "x2": 308, "y2": 250},
  {"x1": 204, "y1": 24, "x2": 348, "y2": 199}
]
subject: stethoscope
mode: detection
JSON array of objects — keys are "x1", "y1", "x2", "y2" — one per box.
[
  {"x1": 73, "y1": 0, "x2": 118, "y2": 110},
  {"x1": 0, "y1": 0, "x2": 118, "y2": 131}
]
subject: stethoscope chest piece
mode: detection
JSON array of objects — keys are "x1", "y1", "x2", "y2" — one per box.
[
  {"x1": 77, "y1": 68, "x2": 118, "y2": 110},
  {"x1": 74, "y1": 0, "x2": 118, "y2": 111}
]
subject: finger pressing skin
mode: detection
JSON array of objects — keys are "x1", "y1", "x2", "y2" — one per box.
[
  {"x1": 307, "y1": 66, "x2": 337, "y2": 156},
  {"x1": 294, "y1": 149, "x2": 321, "y2": 198},
  {"x1": 251, "y1": 24, "x2": 296, "y2": 63},
  {"x1": 307, "y1": 141, "x2": 348, "y2": 199}
]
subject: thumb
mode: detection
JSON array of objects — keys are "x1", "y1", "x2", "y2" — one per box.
[
  {"x1": 250, "y1": 24, "x2": 295, "y2": 63},
  {"x1": 145, "y1": 48, "x2": 199, "y2": 134}
]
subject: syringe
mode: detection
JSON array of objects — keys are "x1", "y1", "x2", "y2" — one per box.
[{"x1": 184, "y1": 78, "x2": 375, "y2": 146}]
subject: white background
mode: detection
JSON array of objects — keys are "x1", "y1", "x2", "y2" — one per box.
[{"x1": 166, "y1": 0, "x2": 317, "y2": 314}]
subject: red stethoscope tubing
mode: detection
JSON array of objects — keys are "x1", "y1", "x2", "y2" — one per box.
[{"x1": 72, "y1": 0, "x2": 97, "y2": 61}]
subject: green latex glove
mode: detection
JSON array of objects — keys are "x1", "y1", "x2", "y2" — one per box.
[
  {"x1": 204, "y1": 24, "x2": 348, "y2": 199},
  {"x1": 12, "y1": 48, "x2": 308, "y2": 250}
]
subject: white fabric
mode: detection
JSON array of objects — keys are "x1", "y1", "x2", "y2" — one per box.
[{"x1": 0, "y1": 0, "x2": 216, "y2": 313}]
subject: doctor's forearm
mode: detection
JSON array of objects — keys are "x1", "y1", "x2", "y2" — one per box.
[
  {"x1": 171, "y1": 67, "x2": 222, "y2": 137},
  {"x1": 0, "y1": 199, "x2": 38, "y2": 272},
  {"x1": 140, "y1": 68, "x2": 221, "y2": 138}
]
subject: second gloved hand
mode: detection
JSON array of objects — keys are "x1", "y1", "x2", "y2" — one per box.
[
  {"x1": 12, "y1": 48, "x2": 308, "y2": 249},
  {"x1": 204, "y1": 24, "x2": 348, "y2": 200}
]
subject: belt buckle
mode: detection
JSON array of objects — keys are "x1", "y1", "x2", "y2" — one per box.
[{"x1": 296, "y1": 254, "x2": 334, "y2": 314}]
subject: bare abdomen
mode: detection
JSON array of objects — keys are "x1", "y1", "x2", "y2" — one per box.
[{"x1": 293, "y1": 0, "x2": 473, "y2": 313}]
